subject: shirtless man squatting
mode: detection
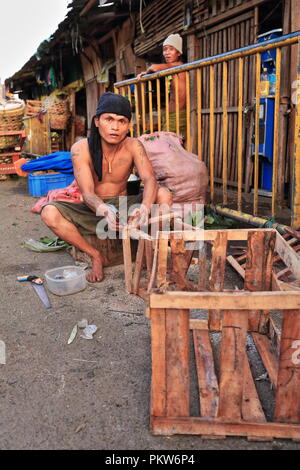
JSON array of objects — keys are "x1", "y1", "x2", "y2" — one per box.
[{"x1": 41, "y1": 92, "x2": 169, "y2": 283}]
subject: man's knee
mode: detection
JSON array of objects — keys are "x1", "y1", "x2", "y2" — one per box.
[
  {"x1": 41, "y1": 205, "x2": 61, "y2": 227},
  {"x1": 157, "y1": 187, "x2": 173, "y2": 206}
]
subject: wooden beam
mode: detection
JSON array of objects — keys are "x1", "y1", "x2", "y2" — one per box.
[
  {"x1": 80, "y1": 0, "x2": 97, "y2": 17},
  {"x1": 218, "y1": 310, "x2": 248, "y2": 420},
  {"x1": 151, "y1": 417, "x2": 300, "y2": 439},
  {"x1": 150, "y1": 291, "x2": 300, "y2": 311},
  {"x1": 193, "y1": 329, "x2": 219, "y2": 417},
  {"x1": 166, "y1": 309, "x2": 190, "y2": 417}
]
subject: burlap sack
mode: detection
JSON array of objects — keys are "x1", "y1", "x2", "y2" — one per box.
[{"x1": 138, "y1": 132, "x2": 208, "y2": 204}]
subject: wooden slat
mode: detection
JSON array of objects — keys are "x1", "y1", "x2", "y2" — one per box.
[
  {"x1": 170, "y1": 234, "x2": 194, "y2": 291},
  {"x1": 218, "y1": 310, "x2": 248, "y2": 420},
  {"x1": 151, "y1": 228, "x2": 276, "y2": 242},
  {"x1": 208, "y1": 231, "x2": 228, "y2": 329},
  {"x1": 242, "y1": 355, "x2": 266, "y2": 423},
  {"x1": 152, "y1": 416, "x2": 300, "y2": 439},
  {"x1": 132, "y1": 238, "x2": 145, "y2": 295},
  {"x1": 252, "y1": 332, "x2": 278, "y2": 388},
  {"x1": 193, "y1": 329, "x2": 219, "y2": 418},
  {"x1": 150, "y1": 308, "x2": 166, "y2": 417},
  {"x1": 145, "y1": 239, "x2": 154, "y2": 282},
  {"x1": 190, "y1": 319, "x2": 209, "y2": 330},
  {"x1": 122, "y1": 227, "x2": 133, "y2": 293},
  {"x1": 275, "y1": 232, "x2": 300, "y2": 280},
  {"x1": 156, "y1": 232, "x2": 169, "y2": 290},
  {"x1": 150, "y1": 291, "x2": 300, "y2": 310},
  {"x1": 275, "y1": 309, "x2": 300, "y2": 423},
  {"x1": 244, "y1": 230, "x2": 276, "y2": 331},
  {"x1": 198, "y1": 241, "x2": 207, "y2": 291},
  {"x1": 166, "y1": 309, "x2": 190, "y2": 417}
]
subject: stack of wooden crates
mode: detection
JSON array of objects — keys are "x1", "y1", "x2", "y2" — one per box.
[{"x1": 123, "y1": 225, "x2": 300, "y2": 441}]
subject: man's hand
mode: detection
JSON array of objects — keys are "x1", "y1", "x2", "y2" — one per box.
[
  {"x1": 128, "y1": 204, "x2": 149, "y2": 228},
  {"x1": 96, "y1": 203, "x2": 121, "y2": 231},
  {"x1": 136, "y1": 71, "x2": 147, "y2": 80}
]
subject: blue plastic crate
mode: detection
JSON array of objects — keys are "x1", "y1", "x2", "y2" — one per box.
[{"x1": 28, "y1": 172, "x2": 74, "y2": 197}]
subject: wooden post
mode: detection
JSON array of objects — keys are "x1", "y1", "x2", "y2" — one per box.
[
  {"x1": 275, "y1": 309, "x2": 300, "y2": 423},
  {"x1": 244, "y1": 230, "x2": 276, "y2": 331},
  {"x1": 187, "y1": 34, "x2": 200, "y2": 154},
  {"x1": 291, "y1": 39, "x2": 300, "y2": 229},
  {"x1": 218, "y1": 310, "x2": 248, "y2": 420},
  {"x1": 165, "y1": 308, "x2": 190, "y2": 417},
  {"x1": 208, "y1": 231, "x2": 228, "y2": 330},
  {"x1": 150, "y1": 308, "x2": 167, "y2": 418}
]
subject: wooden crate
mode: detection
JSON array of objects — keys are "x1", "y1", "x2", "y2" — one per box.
[{"x1": 134, "y1": 227, "x2": 300, "y2": 440}]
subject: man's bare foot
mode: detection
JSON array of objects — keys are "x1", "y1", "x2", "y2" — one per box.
[{"x1": 86, "y1": 254, "x2": 105, "y2": 282}]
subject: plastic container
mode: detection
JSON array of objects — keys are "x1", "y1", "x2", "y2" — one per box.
[
  {"x1": 269, "y1": 70, "x2": 276, "y2": 95},
  {"x1": 260, "y1": 68, "x2": 270, "y2": 96},
  {"x1": 28, "y1": 172, "x2": 74, "y2": 197},
  {"x1": 45, "y1": 265, "x2": 87, "y2": 296}
]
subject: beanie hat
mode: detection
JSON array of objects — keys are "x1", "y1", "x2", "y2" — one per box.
[
  {"x1": 163, "y1": 34, "x2": 183, "y2": 54},
  {"x1": 95, "y1": 92, "x2": 131, "y2": 121}
]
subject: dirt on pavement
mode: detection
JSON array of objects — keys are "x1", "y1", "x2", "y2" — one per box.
[{"x1": 0, "y1": 177, "x2": 299, "y2": 451}]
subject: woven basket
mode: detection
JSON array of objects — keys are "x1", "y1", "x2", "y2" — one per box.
[
  {"x1": 47, "y1": 98, "x2": 71, "y2": 130},
  {"x1": 0, "y1": 101, "x2": 25, "y2": 150},
  {"x1": 25, "y1": 100, "x2": 43, "y2": 116}
]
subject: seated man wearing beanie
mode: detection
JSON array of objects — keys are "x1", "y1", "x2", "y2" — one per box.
[
  {"x1": 137, "y1": 33, "x2": 187, "y2": 142},
  {"x1": 41, "y1": 92, "x2": 158, "y2": 283}
]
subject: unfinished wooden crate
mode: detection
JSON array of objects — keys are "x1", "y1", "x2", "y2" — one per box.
[{"x1": 127, "y1": 227, "x2": 300, "y2": 440}]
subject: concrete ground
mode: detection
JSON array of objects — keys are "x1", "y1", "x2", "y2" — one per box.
[{"x1": 0, "y1": 177, "x2": 299, "y2": 450}]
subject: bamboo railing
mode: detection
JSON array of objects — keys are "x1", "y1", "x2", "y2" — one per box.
[{"x1": 114, "y1": 31, "x2": 300, "y2": 229}]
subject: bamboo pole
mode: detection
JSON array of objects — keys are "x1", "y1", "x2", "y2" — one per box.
[
  {"x1": 254, "y1": 52, "x2": 261, "y2": 216},
  {"x1": 175, "y1": 74, "x2": 180, "y2": 136},
  {"x1": 149, "y1": 80, "x2": 153, "y2": 133},
  {"x1": 141, "y1": 82, "x2": 146, "y2": 133},
  {"x1": 222, "y1": 61, "x2": 228, "y2": 205},
  {"x1": 134, "y1": 84, "x2": 141, "y2": 137},
  {"x1": 127, "y1": 85, "x2": 134, "y2": 137},
  {"x1": 197, "y1": 68, "x2": 202, "y2": 159},
  {"x1": 272, "y1": 47, "x2": 281, "y2": 217},
  {"x1": 291, "y1": 39, "x2": 300, "y2": 229},
  {"x1": 156, "y1": 78, "x2": 161, "y2": 132},
  {"x1": 165, "y1": 76, "x2": 170, "y2": 131},
  {"x1": 210, "y1": 65, "x2": 215, "y2": 202},
  {"x1": 237, "y1": 57, "x2": 244, "y2": 211},
  {"x1": 186, "y1": 71, "x2": 191, "y2": 151}
]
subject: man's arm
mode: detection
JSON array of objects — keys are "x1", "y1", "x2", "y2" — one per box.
[
  {"x1": 130, "y1": 139, "x2": 158, "y2": 213},
  {"x1": 71, "y1": 140, "x2": 104, "y2": 213},
  {"x1": 137, "y1": 62, "x2": 182, "y2": 79}
]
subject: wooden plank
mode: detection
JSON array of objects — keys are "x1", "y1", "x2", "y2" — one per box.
[
  {"x1": 242, "y1": 356, "x2": 267, "y2": 423},
  {"x1": 190, "y1": 319, "x2": 209, "y2": 330},
  {"x1": 145, "y1": 239, "x2": 154, "y2": 282},
  {"x1": 150, "y1": 291, "x2": 300, "y2": 311},
  {"x1": 166, "y1": 309, "x2": 190, "y2": 417},
  {"x1": 150, "y1": 308, "x2": 166, "y2": 417},
  {"x1": 218, "y1": 310, "x2": 248, "y2": 420},
  {"x1": 275, "y1": 309, "x2": 300, "y2": 423},
  {"x1": 275, "y1": 232, "x2": 300, "y2": 280},
  {"x1": 154, "y1": 228, "x2": 276, "y2": 242},
  {"x1": 151, "y1": 416, "x2": 300, "y2": 439},
  {"x1": 252, "y1": 333, "x2": 278, "y2": 388},
  {"x1": 193, "y1": 329, "x2": 219, "y2": 417},
  {"x1": 244, "y1": 230, "x2": 276, "y2": 331},
  {"x1": 148, "y1": 237, "x2": 159, "y2": 293},
  {"x1": 156, "y1": 233, "x2": 169, "y2": 290},
  {"x1": 132, "y1": 238, "x2": 145, "y2": 295},
  {"x1": 208, "y1": 231, "x2": 228, "y2": 329},
  {"x1": 198, "y1": 241, "x2": 207, "y2": 291},
  {"x1": 122, "y1": 227, "x2": 133, "y2": 293},
  {"x1": 170, "y1": 234, "x2": 194, "y2": 291}
]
